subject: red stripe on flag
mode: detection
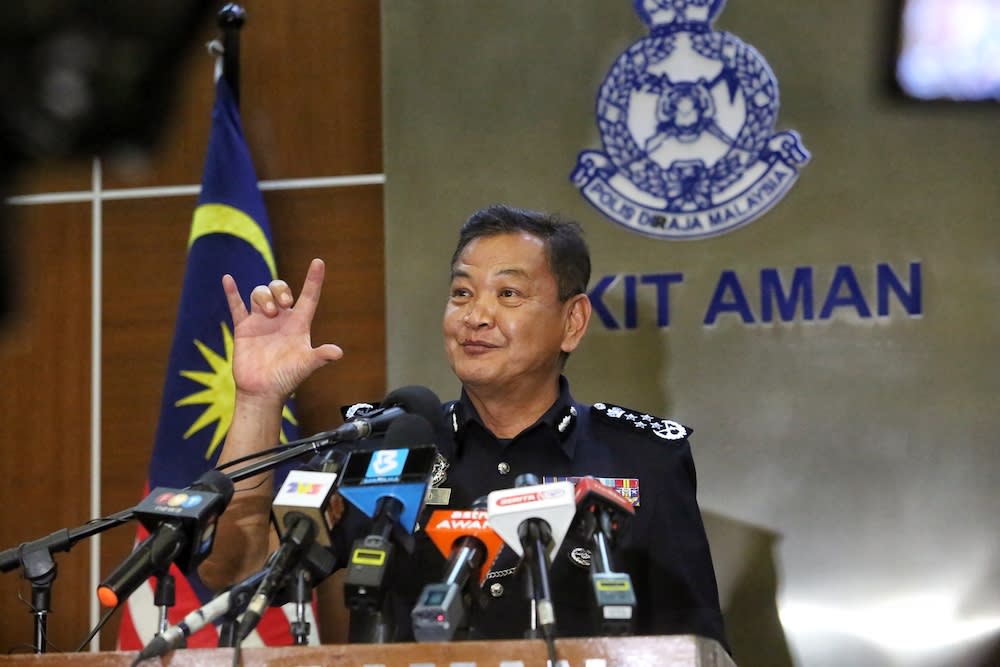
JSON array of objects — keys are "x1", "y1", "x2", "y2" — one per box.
[{"x1": 116, "y1": 604, "x2": 142, "y2": 650}]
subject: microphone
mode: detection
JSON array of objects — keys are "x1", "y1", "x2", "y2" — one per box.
[
  {"x1": 411, "y1": 500, "x2": 505, "y2": 642},
  {"x1": 571, "y1": 476, "x2": 637, "y2": 635},
  {"x1": 135, "y1": 568, "x2": 267, "y2": 660},
  {"x1": 338, "y1": 414, "x2": 438, "y2": 641},
  {"x1": 270, "y1": 463, "x2": 340, "y2": 549},
  {"x1": 97, "y1": 469, "x2": 234, "y2": 609},
  {"x1": 486, "y1": 474, "x2": 576, "y2": 639},
  {"x1": 222, "y1": 386, "x2": 442, "y2": 487},
  {"x1": 238, "y1": 461, "x2": 342, "y2": 644},
  {"x1": 338, "y1": 412, "x2": 439, "y2": 550},
  {"x1": 326, "y1": 385, "x2": 442, "y2": 442},
  {"x1": 236, "y1": 511, "x2": 319, "y2": 641}
]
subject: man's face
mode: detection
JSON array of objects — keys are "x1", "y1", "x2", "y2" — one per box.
[{"x1": 443, "y1": 232, "x2": 584, "y2": 395}]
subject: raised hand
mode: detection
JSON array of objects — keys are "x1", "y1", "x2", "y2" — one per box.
[{"x1": 223, "y1": 258, "x2": 344, "y2": 402}]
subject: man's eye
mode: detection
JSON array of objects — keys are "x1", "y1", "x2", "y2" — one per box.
[
  {"x1": 500, "y1": 289, "x2": 519, "y2": 298},
  {"x1": 451, "y1": 288, "x2": 471, "y2": 299}
]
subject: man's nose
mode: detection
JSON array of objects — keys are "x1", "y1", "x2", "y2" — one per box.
[{"x1": 463, "y1": 296, "x2": 495, "y2": 327}]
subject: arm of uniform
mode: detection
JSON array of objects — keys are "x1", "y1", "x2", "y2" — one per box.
[{"x1": 589, "y1": 403, "x2": 730, "y2": 652}]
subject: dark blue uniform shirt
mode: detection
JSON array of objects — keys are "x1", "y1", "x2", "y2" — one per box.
[{"x1": 337, "y1": 376, "x2": 727, "y2": 649}]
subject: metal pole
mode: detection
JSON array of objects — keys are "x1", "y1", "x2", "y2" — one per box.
[{"x1": 217, "y1": 3, "x2": 246, "y2": 107}]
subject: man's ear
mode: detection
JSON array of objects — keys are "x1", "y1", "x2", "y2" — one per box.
[{"x1": 561, "y1": 294, "x2": 592, "y2": 354}]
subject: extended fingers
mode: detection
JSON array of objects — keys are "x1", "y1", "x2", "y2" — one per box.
[
  {"x1": 222, "y1": 274, "x2": 248, "y2": 323},
  {"x1": 293, "y1": 259, "x2": 326, "y2": 322},
  {"x1": 246, "y1": 260, "x2": 324, "y2": 318}
]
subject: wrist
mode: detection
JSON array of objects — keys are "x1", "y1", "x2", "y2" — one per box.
[{"x1": 234, "y1": 388, "x2": 288, "y2": 414}]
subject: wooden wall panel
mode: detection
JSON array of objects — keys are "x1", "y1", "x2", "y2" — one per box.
[
  {"x1": 8, "y1": 164, "x2": 92, "y2": 198},
  {"x1": 235, "y1": 0, "x2": 384, "y2": 179},
  {"x1": 0, "y1": 204, "x2": 92, "y2": 652},
  {"x1": 99, "y1": 195, "x2": 198, "y2": 647},
  {"x1": 96, "y1": 191, "x2": 385, "y2": 649},
  {"x1": 101, "y1": 0, "x2": 383, "y2": 190},
  {"x1": 263, "y1": 185, "x2": 387, "y2": 411},
  {"x1": 1, "y1": 1, "x2": 384, "y2": 654}
]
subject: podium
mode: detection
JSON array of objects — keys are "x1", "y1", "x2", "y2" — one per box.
[{"x1": 0, "y1": 635, "x2": 735, "y2": 667}]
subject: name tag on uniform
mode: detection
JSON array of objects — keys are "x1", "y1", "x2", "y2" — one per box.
[
  {"x1": 424, "y1": 486, "x2": 452, "y2": 506},
  {"x1": 542, "y1": 476, "x2": 640, "y2": 507}
]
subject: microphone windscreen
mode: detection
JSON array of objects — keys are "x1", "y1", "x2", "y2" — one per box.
[
  {"x1": 192, "y1": 468, "x2": 235, "y2": 504},
  {"x1": 382, "y1": 385, "x2": 443, "y2": 430},
  {"x1": 384, "y1": 413, "x2": 436, "y2": 448},
  {"x1": 515, "y1": 473, "x2": 540, "y2": 488}
]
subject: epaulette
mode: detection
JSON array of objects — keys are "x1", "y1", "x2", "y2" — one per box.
[{"x1": 591, "y1": 402, "x2": 691, "y2": 442}]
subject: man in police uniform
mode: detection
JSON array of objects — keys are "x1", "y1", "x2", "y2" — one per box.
[{"x1": 201, "y1": 204, "x2": 727, "y2": 648}]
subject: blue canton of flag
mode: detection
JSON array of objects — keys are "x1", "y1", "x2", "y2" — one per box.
[{"x1": 118, "y1": 77, "x2": 310, "y2": 649}]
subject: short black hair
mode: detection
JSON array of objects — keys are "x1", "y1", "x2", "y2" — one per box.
[{"x1": 450, "y1": 204, "x2": 591, "y2": 301}]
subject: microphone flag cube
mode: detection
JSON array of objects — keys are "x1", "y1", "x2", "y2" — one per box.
[
  {"x1": 486, "y1": 481, "x2": 576, "y2": 558},
  {"x1": 271, "y1": 469, "x2": 339, "y2": 547},
  {"x1": 425, "y1": 509, "x2": 505, "y2": 585}
]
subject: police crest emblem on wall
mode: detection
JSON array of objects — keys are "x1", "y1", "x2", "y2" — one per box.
[{"x1": 571, "y1": 0, "x2": 810, "y2": 240}]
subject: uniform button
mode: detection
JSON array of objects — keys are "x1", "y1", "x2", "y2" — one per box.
[
  {"x1": 497, "y1": 462, "x2": 510, "y2": 475},
  {"x1": 489, "y1": 583, "x2": 504, "y2": 598}
]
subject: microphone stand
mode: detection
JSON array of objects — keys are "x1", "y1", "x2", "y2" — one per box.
[
  {"x1": 219, "y1": 542, "x2": 335, "y2": 647},
  {"x1": 290, "y1": 569, "x2": 311, "y2": 645},
  {"x1": 518, "y1": 520, "x2": 556, "y2": 639},
  {"x1": 519, "y1": 533, "x2": 560, "y2": 667},
  {"x1": 216, "y1": 577, "x2": 262, "y2": 648},
  {"x1": 0, "y1": 427, "x2": 343, "y2": 653},
  {"x1": 0, "y1": 509, "x2": 133, "y2": 653},
  {"x1": 21, "y1": 545, "x2": 56, "y2": 654},
  {"x1": 153, "y1": 571, "x2": 176, "y2": 636},
  {"x1": 282, "y1": 542, "x2": 338, "y2": 645}
]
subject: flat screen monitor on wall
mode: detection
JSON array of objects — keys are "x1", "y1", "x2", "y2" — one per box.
[{"x1": 895, "y1": 0, "x2": 1000, "y2": 101}]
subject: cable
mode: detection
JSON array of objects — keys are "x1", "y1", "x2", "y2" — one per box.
[
  {"x1": 214, "y1": 443, "x2": 303, "y2": 472},
  {"x1": 13, "y1": 584, "x2": 60, "y2": 654},
  {"x1": 75, "y1": 604, "x2": 118, "y2": 652}
]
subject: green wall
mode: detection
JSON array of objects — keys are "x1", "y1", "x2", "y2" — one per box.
[{"x1": 383, "y1": 3, "x2": 1000, "y2": 665}]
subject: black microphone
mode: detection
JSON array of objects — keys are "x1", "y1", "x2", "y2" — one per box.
[
  {"x1": 339, "y1": 413, "x2": 439, "y2": 551},
  {"x1": 327, "y1": 385, "x2": 442, "y2": 442},
  {"x1": 223, "y1": 386, "x2": 443, "y2": 487},
  {"x1": 339, "y1": 414, "x2": 438, "y2": 642},
  {"x1": 135, "y1": 567, "x2": 267, "y2": 660},
  {"x1": 250, "y1": 458, "x2": 343, "y2": 644},
  {"x1": 487, "y1": 474, "x2": 576, "y2": 639},
  {"x1": 411, "y1": 498, "x2": 505, "y2": 642},
  {"x1": 97, "y1": 469, "x2": 234, "y2": 609},
  {"x1": 236, "y1": 511, "x2": 318, "y2": 641},
  {"x1": 571, "y1": 476, "x2": 638, "y2": 635},
  {"x1": 270, "y1": 460, "x2": 341, "y2": 549}
]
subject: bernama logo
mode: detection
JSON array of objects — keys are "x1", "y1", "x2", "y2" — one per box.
[{"x1": 571, "y1": 0, "x2": 810, "y2": 240}]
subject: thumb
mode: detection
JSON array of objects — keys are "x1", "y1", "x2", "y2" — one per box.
[{"x1": 314, "y1": 343, "x2": 344, "y2": 364}]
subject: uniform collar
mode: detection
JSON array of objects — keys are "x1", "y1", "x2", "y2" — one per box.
[{"x1": 449, "y1": 375, "x2": 581, "y2": 460}]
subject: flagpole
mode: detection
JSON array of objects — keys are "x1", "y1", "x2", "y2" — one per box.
[{"x1": 218, "y1": 3, "x2": 245, "y2": 107}]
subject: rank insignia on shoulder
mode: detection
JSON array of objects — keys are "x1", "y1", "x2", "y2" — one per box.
[{"x1": 592, "y1": 402, "x2": 691, "y2": 442}]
